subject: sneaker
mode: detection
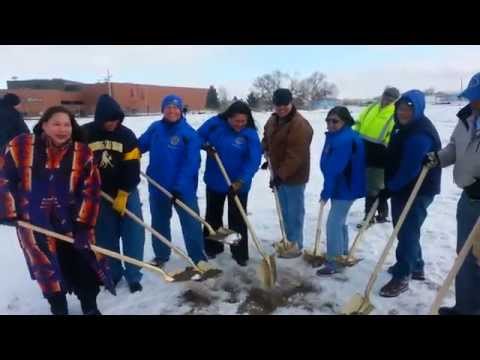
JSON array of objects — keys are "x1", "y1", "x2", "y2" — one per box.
[
  {"x1": 316, "y1": 263, "x2": 339, "y2": 276},
  {"x1": 379, "y1": 277, "x2": 409, "y2": 298},
  {"x1": 356, "y1": 217, "x2": 375, "y2": 229},
  {"x1": 375, "y1": 215, "x2": 389, "y2": 223},
  {"x1": 277, "y1": 243, "x2": 302, "y2": 259},
  {"x1": 148, "y1": 258, "x2": 166, "y2": 268},
  {"x1": 128, "y1": 282, "x2": 143, "y2": 294},
  {"x1": 234, "y1": 258, "x2": 248, "y2": 267}
]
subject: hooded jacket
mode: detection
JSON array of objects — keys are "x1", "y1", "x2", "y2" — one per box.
[
  {"x1": 385, "y1": 90, "x2": 442, "y2": 197},
  {"x1": 197, "y1": 115, "x2": 262, "y2": 194},
  {"x1": 81, "y1": 95, "x2": 141, "y2": 198}
]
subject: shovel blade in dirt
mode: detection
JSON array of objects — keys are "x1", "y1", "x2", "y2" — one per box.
[
  {"x1": 257, "y1": 255, "x2": 277, "y2": 289},
  {"x1": 206, "y1": 227, "x2": 242, "y2": 245},
  {"x1": 170, "y1": 267, "x2": 224, "y2": 282},
  {"x1": 341, "y1": 293, "x2": 374, "y2": 315},
  {"x1": 303, "y1": 250, "x2": 326, "y2": 268}
]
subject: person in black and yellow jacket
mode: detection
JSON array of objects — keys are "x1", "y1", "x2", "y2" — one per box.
[{"x1": 82, "y1": 94, "x2": 145, "y2": 294}]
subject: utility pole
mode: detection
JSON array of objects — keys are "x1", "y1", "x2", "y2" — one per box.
[{"x1": 106, "y1": 69, "x2": 112, "y2": 97}]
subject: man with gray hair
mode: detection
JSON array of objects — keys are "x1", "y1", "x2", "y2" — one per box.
[{"x1": 353, "y1": 87, "x2": 400, "y2": 227}]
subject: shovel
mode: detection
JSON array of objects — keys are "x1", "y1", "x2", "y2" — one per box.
[
  {"x1": 101, "y1": 191, "x2": 222, "y2": 282},
  {"x1": 212, "y1": 152, "x2": 277, "y2": 289},
  {"x1": 303, "y1": 200, "x2": 327, "y2": 267},
  {"x1": 16, "y1": 220, "x2": 176, "y2": 283},
  {"x1": 266, "y1": 158, "x2": 291, "y2": 255},
  {"x1": 341, "y1": 166, "x2": 429, "y2": 315},
  {"x1": 338, "y1": 198, "x2": 380, "y2": 267},
  {"x1": 140, "y1": 171, "x2": 241, "y2": 246},
  {"x1": 429, "y1": 215, "x2": 480, "y2": 314}
]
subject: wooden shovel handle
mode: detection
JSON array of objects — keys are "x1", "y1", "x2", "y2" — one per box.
[
  {"x1": 16, "y1": 220, "x2": 174, "y2": 282},
  {"x1": 429, "y1": 215, "x2": 480, "y2": 314},
  {"x1": 100, "y1": 191, "x2": 200, "y2": 272}
]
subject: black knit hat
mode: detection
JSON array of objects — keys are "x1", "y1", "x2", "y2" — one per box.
[
  {"x1": 2, "y1": 93, "x2": 20, "y2": 107},
  {"x1": 272, "y1": 88, "x2": 293, "y2": 106}
]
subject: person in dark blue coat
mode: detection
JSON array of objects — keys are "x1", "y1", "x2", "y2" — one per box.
[
  {"x1": 0, "y1": 93, "x2": 29, "y2": 151},
  {"x1": 197, "y1": 101, "x2": 262, "y2": 266},
  {"x1": 82, "y1": 94, "x2": 145, "y2": 294},
  {"x1": 316, "y1": 106, "x2": 366, "y2": 275},
  {"x1": 378, "y1": 89, "x2": 442, "y2": 297},
  {"x1": 138, "y1": 94, "x2": 207, "y2": 267}
]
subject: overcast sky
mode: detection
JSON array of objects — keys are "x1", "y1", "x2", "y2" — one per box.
[{"x1": 1, "y1": 45, "x2": 479, "y2": 99}]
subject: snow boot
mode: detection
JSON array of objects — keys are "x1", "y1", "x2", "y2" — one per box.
[
  {"x1": 438, "y1": 306, "x2": 462, "y2": 315},
  {"x1": 379, "y1": 277, "x2": 409, "y2": 298},
  {"x1": 129, "y1": 282, "x2": 143, "y2": 294},
  {"x1": 79, "y1": 294, "x2": 101, "y2": 315},
  {"x1": 387, "y1": 265, "x2": 425, "y2": 281},
  {"x1": 47, "y1": 293, "x2": 69, "y2": 315}
]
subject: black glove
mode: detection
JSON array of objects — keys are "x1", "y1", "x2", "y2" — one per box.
[
  {"x1": 202, "y1": 144, "x2": 217, "y2": 157},
  {"x1": 0, "y1": 217, "x2": 17, "y2": 227},
  {"x1": 260, "y1": 161, "x2": 269, "y2": 170},
  {"x1": 464, "y1": 179, "x2": 480, "y2": 200},
  {"x1": 377, "y1": 188, "x2": 391, "y2": 201},
  {"x1": 228, "y1": 180, "x2": 243, "y2": 196},
  {"x1": 422, "y1": 152, "x2": 440, "y2": 169},
  {"x1": 171, "y1": 191, "x2": 182, "y2": 204},
  {"x1": 269, "y1": 176, "x2": 283, "y2": 189}
]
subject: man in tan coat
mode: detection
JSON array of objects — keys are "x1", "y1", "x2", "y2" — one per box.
[{"x1": 262, "y1": 88, "x2": 314, "y2": 258}]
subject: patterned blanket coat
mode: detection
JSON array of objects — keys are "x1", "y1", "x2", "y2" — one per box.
[{"x1": 0, "y1": 134, "x2": 115, "y2": 297}]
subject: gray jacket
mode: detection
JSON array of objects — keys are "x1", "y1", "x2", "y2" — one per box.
[{"x1": 437, "y1": 105, "x2": 480, "y2": 188}]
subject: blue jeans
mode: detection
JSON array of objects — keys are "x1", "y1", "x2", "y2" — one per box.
[
  {"x1": 149, "y1": 193, "x2": 207, "y2": 264},
  {"x1": 95, "y1": 189, "x2": 145, "y2": 284},
  {"x1": 391, "y1": 194, "x2": 434, "y2": 280},
  {"x1": 277, "y1": 184, "x2": 306, "y2": 249},
  {"x1": 455, "y1": 191, "x2": 480, "y2": 314},
  {"x1": 326, "y1": 200, "x2": 354, "y2": 265}
]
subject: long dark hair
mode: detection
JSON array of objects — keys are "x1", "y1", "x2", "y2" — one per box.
[
  {"x1": 326, "y1": 106, "x2": 355, "y2": 127},
  {"x1": 33, "y1": 106, "x2": 85, "y2": 143},
  {"x1": 218, "y1": 101, "x2": 257, "y2": 130}
]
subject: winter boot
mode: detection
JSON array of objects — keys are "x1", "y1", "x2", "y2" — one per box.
[
  {"x1": 387, "y1": 265, "x2": 425, "y2": 281},
  {"x1": 47, "y1": 293, "x2": 69, "y2": 315},
  {"x1": 438, "y1": 306, "x2": 462, "y2": 315},
  {"x1": 79, "y1": 293, "x2": 101, "y2": 315},
  {"x1": 148, "y1": 258, "x2": 166, "y2": 268},
  {"x1": 375, "y1": 197, "x2": 390, "y2": 223},
  {"x1": 379, "y1": 277, "x2": 409, "y2": 298},
  {"x1": 128, "y1": 282, "x2": 143, "y2": 294}
]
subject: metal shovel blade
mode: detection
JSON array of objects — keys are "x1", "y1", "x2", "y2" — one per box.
[
  {"x1": 338, "y1": 256, "x2": 363, "y2": 267},
  {"x1": 341, "y1": 293, "x2": 375, "y2": 315},
  {"x1": 257, "y1": 255, "x2": 277, "y2": 289},
  {"x1": 170, "y1": 267, "x2": 223, "y2": 282},
  {"x1": 206, "y1": 227, "x2": 242, "y2": 245},
  {"x1": 303, "y1": 250, "x2": 326, "y2": 268}
]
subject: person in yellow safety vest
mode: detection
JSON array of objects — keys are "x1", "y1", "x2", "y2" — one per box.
[{"x1": 353, "y1": 87, "x2": 400, "y2": 227}]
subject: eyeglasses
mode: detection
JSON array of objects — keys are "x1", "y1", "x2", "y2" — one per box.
[{"x1": 325, "y1": 118, "x2": 340, "y2": 124}]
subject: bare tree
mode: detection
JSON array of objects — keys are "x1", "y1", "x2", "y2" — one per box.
[{"x1": 251, "y1": 70, "x2": 289, "y2": 109}]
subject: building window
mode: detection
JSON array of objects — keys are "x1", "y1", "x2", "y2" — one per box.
[{"x1": 130, "y1": 88, "x2": 135, "y2": 98}]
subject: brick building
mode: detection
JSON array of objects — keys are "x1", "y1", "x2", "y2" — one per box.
[{"x1": 1, "y1": 79, "x2": 209, "y2": 117}]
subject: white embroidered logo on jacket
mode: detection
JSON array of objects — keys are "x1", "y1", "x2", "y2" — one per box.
[{"x1": 100, "y1": 150, "x2": 114, "y2": 169}]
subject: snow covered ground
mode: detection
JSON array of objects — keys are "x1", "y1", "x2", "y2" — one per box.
[{"x1": 0, "y1": 105, "x2": 465, "y2": 315}]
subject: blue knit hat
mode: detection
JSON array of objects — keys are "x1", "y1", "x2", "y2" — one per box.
[
  {"x1": 161, "y1": 94, "x2": 184, "y2": 112},
  {"x1": 459, "y1": 72, "x2": 480, "y2": 102}
]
